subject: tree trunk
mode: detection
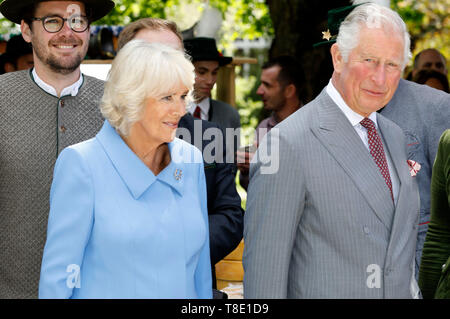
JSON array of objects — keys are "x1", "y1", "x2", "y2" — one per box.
[{"x1": 266, "y1": 0, "x2": 350, "y2": 103}]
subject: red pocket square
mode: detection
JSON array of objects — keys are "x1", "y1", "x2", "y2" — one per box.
[{"x1": 407, "y1": 160, "x2": 421, "y2": 177}]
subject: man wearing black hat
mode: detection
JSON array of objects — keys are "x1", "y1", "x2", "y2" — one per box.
[
  {"x1": 0, "y1": 0, "x2": 114, "y2": 298},
  {"x1": 183, "y1": 37, "x2": 241, "y2": 132},
  {"x1": 0, "y1": 34, "x2": 34, "y2": 74}
]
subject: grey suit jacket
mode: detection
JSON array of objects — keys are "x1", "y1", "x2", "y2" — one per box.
[
  {"x1": 209, "y1": 99, "x2": 241, "y2": 131},
  {"x1": 243, "y1": 89, "x2": 420, "y2": 298},
  {"x1": 380, "y1": 79, "x2": 450, "y2": 276}
]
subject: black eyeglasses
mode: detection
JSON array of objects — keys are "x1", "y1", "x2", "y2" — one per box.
[{"x1": 31, "y1": 15, "x2": 89, "y2": 33}]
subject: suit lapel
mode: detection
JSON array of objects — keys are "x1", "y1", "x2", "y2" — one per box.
[
  {"x1": 377, "y1": 114, "x2": 420, "y2": 246},
  {"x1": 312, "y1": 90, "x2": 395, "y2": 230},
  {"x1": 208, "y1": 99, "x2": 213, "y2": 122}
]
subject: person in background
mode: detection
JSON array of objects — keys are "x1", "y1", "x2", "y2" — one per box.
[
  {"x1": 381, "y1": 54, "x2": 450, "y2": 284},
  {"x1": 412, "y1": 69, "x2": 449, "y2": 93},
  {"x1": 39, "y1": 41, "x2": 212, "y2": 299},
  {"x1": 117, "y1": 18, "x2": 243, "y2": 298},
  {"x1": 236, "y1": 55, "x2": 306, "y2": 190},
  {"x1": 183, "y1": 37, "x2": 241, "y2": 132},
  {"x1": 412, "y1": 48, "x2": 447, "y2": 78},
  {"x1": 0, "y1": 34, "x2": 33, "y2": 74},
  {"x1": 419, "y1": 129, "x2": 450, "y2": 299},
  {"x1": 244, "y1": 3, "x2": 420, "y2": 298},
  {"x1": 0, "y1": 0, "x2": 114, "y2": 299}
]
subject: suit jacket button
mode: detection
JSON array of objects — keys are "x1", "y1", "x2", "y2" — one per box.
[{"x1": 59, "y1": 125, "x2": 66, "y2": 133}]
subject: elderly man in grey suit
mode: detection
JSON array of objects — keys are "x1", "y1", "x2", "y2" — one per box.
[{"x1": 243, "y1": 3, "x2": 420, "y2": 298}]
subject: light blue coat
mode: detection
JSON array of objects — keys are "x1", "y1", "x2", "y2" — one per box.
[{"x1": 39, "y1": 121, "x2": 212, "y2": 299}]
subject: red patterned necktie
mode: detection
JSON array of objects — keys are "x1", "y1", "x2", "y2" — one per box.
[
  {"x1": 193, "y1": 106, "x2": 202, "y2": 119},
  {"x1": 360, "y1": 117, "x2": 393, "y2": 201}
]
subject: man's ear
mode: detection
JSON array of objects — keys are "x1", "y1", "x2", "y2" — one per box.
[
  {"x1": 21, "y1": 20, "x2": 32, "y2": 43},
  {"x1": 4, "y1": 62, "x2": 16, "y2": 73},
  {"x1": 330, "y1": 43, "x2": 344, "y2": 74},
  {"x1": 283, "y1": 83, "x2": 296, "y2": 99}
]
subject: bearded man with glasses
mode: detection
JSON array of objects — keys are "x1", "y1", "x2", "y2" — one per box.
[{"x1": 0, "y1": 0, "x2": 114, "y2": 298}]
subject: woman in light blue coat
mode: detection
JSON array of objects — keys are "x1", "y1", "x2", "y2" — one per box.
[{"x1": 39, "y1": 41, "x2": 212, "y2": 299}]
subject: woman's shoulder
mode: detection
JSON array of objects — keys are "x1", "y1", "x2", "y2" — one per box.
[
  {"x1": 439, "y1": 129, "x2": 450, "y2": 145},
  {"x1": 57, "y1": 138, "x2": 102, "y2": 167},
  {"x1": 170, "y1": 137, "x2": 204, "y2": 166}
]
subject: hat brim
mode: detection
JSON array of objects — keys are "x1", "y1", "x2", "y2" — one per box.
[
  {"x1": 313, "y1": 39, "x2": 336, "y2": 48},
  {"x1": 0, "y1": 0, "x2": 115, "y2": 24},
  {"x1": 192, "y1": 55, "x2": 233, "y2": 66}
]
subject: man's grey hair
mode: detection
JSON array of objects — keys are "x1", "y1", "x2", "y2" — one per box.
[{"x1": 336, "y1": 3, "x2": 411, "y2": 69}]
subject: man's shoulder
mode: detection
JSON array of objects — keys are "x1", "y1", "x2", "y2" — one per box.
[
  {"x1": 211, "y1": 99, "x2": 240, "y2": 116},
  {"x1": 277, "y1": 90, "x2": 326, "y2": 130},
  {"x1": 387, "y1": 79, "x2": 449, "y2": 111},
  {"x1": 382, "y1": 79, "x2": 450, "y2": 135},
  {"x1": 179, "y1": 114, "x2": 222, "y2": 132},
  {"x1": 0, "y1": 70, "x2": 33, "y2": 89},
  {"x1": 81, "y1": 74, "x2": 105, "y2": 91}
]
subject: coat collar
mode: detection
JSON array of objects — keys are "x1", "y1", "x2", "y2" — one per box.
[
  {"x1": 313, "y1": 89, "x2": 396, "y2": 230},
  {"x1": 96, "y1": 121, "x2": 185, "y2": 199}
]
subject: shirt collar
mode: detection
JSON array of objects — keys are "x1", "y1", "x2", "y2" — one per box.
[
  {"x1": 268, "y1": 114, "x2": 278, "y2": 128},
  {"x1": 32, "y1": 68, "x2": 84, "y2": 97},
  {"x1": 96, "y1": 120, "x2": 185, "y2": 199},
  {"x1": 187, "y1": 97, "x2": 210, "y2": 118},
  {"x1": 326, "y1": 79, "x2": 378, "y2": 128}
]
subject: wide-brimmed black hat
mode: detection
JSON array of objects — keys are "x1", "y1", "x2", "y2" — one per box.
[
  {"x1": 183, "y1": 37, "x2": 232, "y2": 66},
  {"x1": 313, "y1": 3, "x2": 366, "y2": 47},
  {"x1": 0, "y1": 0, "x2": 115, "y2": 24}
]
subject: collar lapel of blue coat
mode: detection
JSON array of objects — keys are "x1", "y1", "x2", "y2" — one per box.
[
  {"x1": 313, "y1": 90, "x2": 395, "y2": 230},
  {"x1": 96, "y1": 121, "x2": 184, "y2": 199}
]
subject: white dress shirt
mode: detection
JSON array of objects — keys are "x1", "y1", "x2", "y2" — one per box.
[
  {"x1": 32, "y1": 68, "x2": 83, "y2": 97},
  {"x1": 326, "y1": 79, "x2": 400, "y2": 204},
  {"x1": 187, "y1": 97, "x2": 210, "y2": 120}
]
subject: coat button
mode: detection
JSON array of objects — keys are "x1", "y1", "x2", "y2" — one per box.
[
  {"x1": 59, "y1": 125, "x2": 66, "y2": 133},
  {"x1": 60, "y1": 100, "x2": 65, "y2": 107}
]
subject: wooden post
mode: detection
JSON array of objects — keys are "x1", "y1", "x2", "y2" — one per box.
[{"x1": 215, "y1": 57, "x2": 258, "y2": 108}]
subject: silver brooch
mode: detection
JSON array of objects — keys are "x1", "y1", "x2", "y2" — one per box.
[{"x1": 174, "y1": 169, "x2": 182, "y2": 181}]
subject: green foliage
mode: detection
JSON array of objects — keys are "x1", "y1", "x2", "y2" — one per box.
[
  {"x1": 391, "y1": 0, "x2": 450, "y2": 73},
  {"x1": 95, "y1": 0, "x2": 168, "y2": 25}
]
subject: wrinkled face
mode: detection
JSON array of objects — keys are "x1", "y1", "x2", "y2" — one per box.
[
  {"x1": 415, "y1": 49, "x2": 447, "y2": 76},
  {"x1": 134, "y1": 85, "x2": 189, "y2": 146},
  {"x1": 21, "y1": 1, "x2": 90, "y2": 75},
  {"x1": 193, "y1": 60, "x2": 219, "y2": 102},
  {"x1": 134, "y1": 29, "x2": 183, "y2": 51},
  {"x1": 332, "y1": 27, "x2": 404, "y2": 117},
  {"x1": 256, "y1": 65, "x2": 286, "y2": 112}
]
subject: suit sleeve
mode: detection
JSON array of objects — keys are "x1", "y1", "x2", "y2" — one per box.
[
  {"x1": 243, "y1": 128, "x2": 305, "y2": 298},
  {"x1": 39, "y1": 148, "x2": 94, "y2": 299},
  {"x1": 427, "y1": 93, "x2": 450, "y2": 164},
  {"x1": 419, "y1": 130, "x2": 450, "y2": 298},
  {"x1": 195, "y1": 160, "x2": 213, "y2": 298},
  {"x1": 207, "y1": 126, "x2": 244, "y2": 264}
]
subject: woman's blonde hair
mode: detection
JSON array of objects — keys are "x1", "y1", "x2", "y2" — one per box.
[{"x1": 101, "y1": 40, "x2": 195, "y2": 136}]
